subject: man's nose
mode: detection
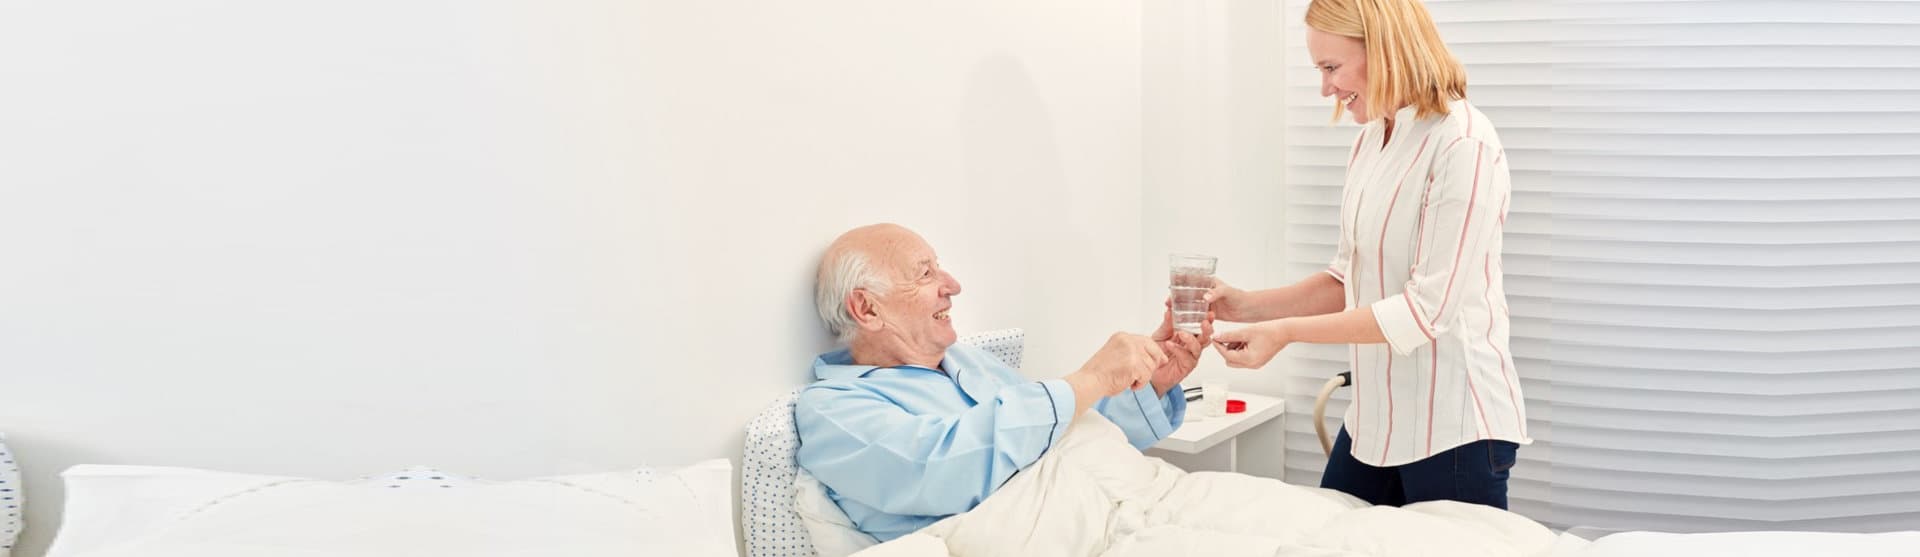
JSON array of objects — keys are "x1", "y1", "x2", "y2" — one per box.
[{"x1": 941, "y1": 271, "x2": 962, "y2": 296}]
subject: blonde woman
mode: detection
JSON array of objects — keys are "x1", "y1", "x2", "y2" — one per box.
[{"x1": 1210, "y1": 0, "x2": 1530, "y2": 508}]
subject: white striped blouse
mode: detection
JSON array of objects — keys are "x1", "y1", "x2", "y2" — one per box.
[{"x1": 1327, "y1": 98, "x2": 1532, "y2": 467}]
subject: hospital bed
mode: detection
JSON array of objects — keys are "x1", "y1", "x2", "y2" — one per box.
[{"x1": 747, "y1": 334, "x2": 1919, "y2": 557}]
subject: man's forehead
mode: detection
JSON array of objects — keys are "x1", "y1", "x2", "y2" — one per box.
[
  {"x1": 877, "y1": 238, "x2": 937, "y2": 275},
  {"x1": 888, "y1": 244, "x2": 936, "y2": 270},
  {"x1": 841, "y1": 224, "x2": 936, "y2": 275}
]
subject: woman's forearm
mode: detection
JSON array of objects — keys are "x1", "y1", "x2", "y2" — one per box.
[
  {"x1": 1277, "y1": 306, "x2": 1387, "y2": 345},
  {"x1": 1245, "y1": 272, "x2": 1348, "y2": 321}
]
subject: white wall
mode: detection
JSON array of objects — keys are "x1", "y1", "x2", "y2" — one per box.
[
  {"x1": 0, "y1": 1, "x2": 1155, "y2": 554},
  {"x1": 1141, "y1": 0, "x2": 1292, "y2": 481}
]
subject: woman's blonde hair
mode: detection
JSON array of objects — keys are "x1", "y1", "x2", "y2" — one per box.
[{"x1": 1306, "y1": 0, "x2": 1466, "y2": 122}]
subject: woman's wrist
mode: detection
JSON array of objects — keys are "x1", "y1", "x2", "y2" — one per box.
[{"x1": 1266, "y1": 319, "x2": 1295, "y2": 345}]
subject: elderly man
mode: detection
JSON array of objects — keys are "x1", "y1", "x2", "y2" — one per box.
[{"x1": 795, "y1": 223, "x2": 1210, "y2": 542}]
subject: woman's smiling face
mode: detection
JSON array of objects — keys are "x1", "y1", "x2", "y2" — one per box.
[{"x1": 1308, "y1": 27, "x2": 1372, "y2": 123}]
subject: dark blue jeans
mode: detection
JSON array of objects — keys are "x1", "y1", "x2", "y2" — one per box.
[{"x1": 1319, "y1": 428, "x2": 1518, "y2": 509}]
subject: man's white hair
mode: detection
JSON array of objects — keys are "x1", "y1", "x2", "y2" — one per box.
[{"x1": 816, "y1": 248, "x2": 890, "y2": 345}]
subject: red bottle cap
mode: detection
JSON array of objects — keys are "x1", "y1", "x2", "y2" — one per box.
[{"x1": 1226, "y1": 399, "x2": 1247, "y2": 413}]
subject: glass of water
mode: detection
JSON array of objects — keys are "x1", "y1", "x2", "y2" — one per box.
[{"x1": 1169, "y1": 253, "x2": 1216, "y2": 334}]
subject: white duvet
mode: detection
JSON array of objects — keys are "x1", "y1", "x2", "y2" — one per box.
[{"x1": 853, "y1": 413, "x2": 1557, "y2": 557}]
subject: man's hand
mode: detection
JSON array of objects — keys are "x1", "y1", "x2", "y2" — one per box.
[
  {"x1": 1212, "y1": 320, "x2": 1292, "y2": 369},
  {"x1": 1149, "y1": 305, "x2": 1211, "y2": 396},
  {"x1": 1064, "y1": 332, "x2": 1166, "y2": 417}
]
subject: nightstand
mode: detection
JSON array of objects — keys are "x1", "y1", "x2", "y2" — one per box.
[{"x1": 1149, "y1": 392, "x2": 1286, "y2": 477}]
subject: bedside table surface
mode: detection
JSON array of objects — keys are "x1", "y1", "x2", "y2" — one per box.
[{"x1": 1154, "y1": 392, "x2": 1286, "y2": 454}]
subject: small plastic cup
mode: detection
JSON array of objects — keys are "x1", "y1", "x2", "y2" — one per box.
[{"x1": 1201, "y1": 380, "x2": 1229, "y2": 417}]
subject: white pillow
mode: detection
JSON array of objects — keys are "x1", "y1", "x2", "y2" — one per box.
[
  {"x1": 791, "y1": 470, "x2": 877, "y2": 557},
  {"x1": 1, "y1": 433, "x2": 20, "y2": 557},
  {"x1": 47, "y1": 460, "x2": 735, "y2": 557}
]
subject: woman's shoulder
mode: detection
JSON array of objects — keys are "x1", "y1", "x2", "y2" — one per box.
[{"x1": 1427, "y1": 99, "x2": 1503, "y2": 152}]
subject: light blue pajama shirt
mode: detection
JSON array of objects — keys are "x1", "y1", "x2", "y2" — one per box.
[{"x1": 794, "y1": 343, "x2": 1185, "y2": 542}]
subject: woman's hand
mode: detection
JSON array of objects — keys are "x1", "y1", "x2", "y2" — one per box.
[
  {"x1": 1204, "y1": 277, "x2": 1259, "y2": 323},
  {"x1": 1212, "y1": 320, "x2": 1293, "y2": 369}
]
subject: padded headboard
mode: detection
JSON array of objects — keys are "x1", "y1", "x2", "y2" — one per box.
[
  {"x1": 742, "y1": 329, "x2": 1024, "y2": 557},
  {"x1": 2, "y1": 433, "x2": 20, "y2": 557}
]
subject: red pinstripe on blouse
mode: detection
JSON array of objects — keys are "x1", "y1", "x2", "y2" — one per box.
[{"x1": 1430, "y1": 143, "x2": 1485, "y2": 330}]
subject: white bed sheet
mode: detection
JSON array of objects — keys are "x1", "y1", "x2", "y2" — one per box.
[{"x1": 1561, "y1": 529, "x2": 1920, "y2": 557}]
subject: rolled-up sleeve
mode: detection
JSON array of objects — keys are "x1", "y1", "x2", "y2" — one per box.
[
  {"x1": 1375, "y1": 138, "x2": 1503, "y2": 355},
  {"x1": 794, "y1": 379, "x2": 1073, "y2": 518},
  {"x1": 1093, "y1": 384, "x2": 1185, "y2": 450}
]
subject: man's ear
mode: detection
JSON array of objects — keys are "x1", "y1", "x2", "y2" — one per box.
[{"x1": 846, "y1": 289, "x2": 884, "y2": 332}]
